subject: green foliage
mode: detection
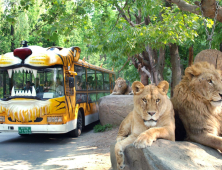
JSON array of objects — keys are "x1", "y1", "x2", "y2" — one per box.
[
  {"x1": 93, "y1": 123, "x2": 113, "y2": 133},
  {"x1": 1, "y1": 0, "x2": 222, "y2": 86}
]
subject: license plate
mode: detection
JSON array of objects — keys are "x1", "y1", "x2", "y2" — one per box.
[{"x1": 18, "y1": 127, "x2": 31, "y2": 134}]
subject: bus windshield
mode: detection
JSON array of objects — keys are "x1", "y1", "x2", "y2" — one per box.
[{"x1": 0, "y1": 66, "x2": 64, "y2": 100}]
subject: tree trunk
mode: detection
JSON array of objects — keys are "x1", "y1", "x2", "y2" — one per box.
[
  {"x1": 188, "y1": 46, "x2": 193, "y2": 66},
  {"x1": 170, "y1": 43, "x2": 181, "y2": 97},
  {"x1": 10, "y1": 25, "x2": 15, "y2": 52},
  {"x1": 157, "y1": 47, "x2": 166, "y2": 81},
  {"x1": 145, "y1": 45, "x2": 159, "y2": 85},
  {"x1": 140, "y1": 70, "x2": 149, "y2": 85}
]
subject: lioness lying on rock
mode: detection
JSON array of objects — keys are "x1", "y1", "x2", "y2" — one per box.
[
  {"x1": 172, "y1": 62, "x2": 222, "y2": 152},
  {"x1": 115, "y1": 81, "x2": 175, "y2": 170},
  {"x1": 111, "y1": 77, "x2": 133, "y2": 95}
]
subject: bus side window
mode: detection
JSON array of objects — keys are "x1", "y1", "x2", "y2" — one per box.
[
  {"x1": 96, "y1": 71, "x2": 103, "y2": 90},
  {"x1": 76, "y1": 93, "x2": 87, "y2": 103},
  {"x1": 97, "y1": 92, "x2": 105, "y2": 101},
  {"x1": 112, "y1": 74, "x2": 115, "y2": 90},
  {"x1": 104, "y1": 73, "x2": 110, "y2": 90},
  {"x1": 75, "y1": 65, "x2": 86, "y2": 90},
  {"x1": 0, "y1": 71, "x2": 3, "y2": 99},
  {"x1": 87, "y1": 69, "x2": 96, "y2": 90},
  {"x1": 88, "y1": 93, "x2": 96, "y2": 103},
  {"x1": 76, "y1": 76, "x2": 82, "y2": 90}
]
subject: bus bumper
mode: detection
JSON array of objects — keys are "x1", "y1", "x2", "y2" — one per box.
[{"x1": 0, "y1": 120, "x2": 77, "y2": 134}]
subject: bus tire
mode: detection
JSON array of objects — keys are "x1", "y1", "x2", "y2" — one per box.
[
  {"x1": 19, "y1": 134, "x2": 30, "y2": 137},
  {"x1": 68, "y1": 110, "x2": 83, "y2": 137}
]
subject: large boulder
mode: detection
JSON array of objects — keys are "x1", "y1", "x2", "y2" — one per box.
[
  {"x1": 110, "y1": 139, "x2": 222, "y2": 170},
  {"x1": 194, "y1": 49, "x2": 222, "y2": 70},
  {"x1": 99, "y1": 95, "x2": 134, "y2": 126}
]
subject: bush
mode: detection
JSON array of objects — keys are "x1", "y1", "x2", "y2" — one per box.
[{"x1": 93, "y1": 123, "x2": 113, "y2": 133}]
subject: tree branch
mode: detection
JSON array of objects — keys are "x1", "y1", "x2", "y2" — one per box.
[
  {"x1": 127, "y1": 7, "x2": 131, "y2": 21},
  {"x1": 130, "y1": 55, "x2": 139, "y2": 69},
  {"x1": 105, "y1": 13, "x2": 120, "y2": 36},
  {"x1": 118, "y1": 57, "x2": 130, "y2": 73},
  {"x1": 141, "y1": 66, "x2": 152, "y2": 83},
  {"x1": 167, "y1": 0, "x2": 222, "y2": 23},
  {"x1": 115, "y1": 1, "x2": 145, "y2": 27}
]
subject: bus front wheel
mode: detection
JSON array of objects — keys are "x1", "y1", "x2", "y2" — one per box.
[{"x1": 68, "y1": 110, "x2": 83, "y2": 137}]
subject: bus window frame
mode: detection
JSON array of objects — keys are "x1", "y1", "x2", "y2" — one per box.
[{"x1": 74, "y1": 63, "x2": 115, "y2": 104}]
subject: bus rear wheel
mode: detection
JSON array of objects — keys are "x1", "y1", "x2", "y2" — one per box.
[
  {"x1": 68, "y1": 110, "x2": 83, "y2": 137},
  {"x1": 19, "y1": 134, "x2": 30, "y2": 137}
]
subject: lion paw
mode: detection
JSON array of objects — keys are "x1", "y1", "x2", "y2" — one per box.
[
  {"x1": 118, "y1": 150, "x2": 124, "y2": 155},
  {"x1": 115, "y1": 144, "x2": 125, "y2": 170},
  {"x1": 133, "y1": 133, "x2": 154, "y2": 148},
  {"x1": 117, "y1": 163, "x2": 125, "y2": 170}
]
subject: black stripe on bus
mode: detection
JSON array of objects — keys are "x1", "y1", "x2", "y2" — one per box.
[
  {"x1": 57, "y1": 54, "x2": 64, "y2": 65},
  {"x1": 55, "y1": 100, "x2": 65, "y2": 108},
  {"x1": 68, "y1": 96, "x2": 74, "y2": 114},
  {"x1": 65, "y1": 96, "x2": 70, "y2": 113},
  {"x1": 56, "y1": 106, "x2": 66, "y2": 111}
]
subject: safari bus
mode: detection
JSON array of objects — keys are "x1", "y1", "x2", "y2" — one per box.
[{"x1": 0, "y1": 42, "x2": 115, "y2": 137}]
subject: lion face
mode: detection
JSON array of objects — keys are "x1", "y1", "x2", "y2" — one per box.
[
  {"x1": 132, "y1": 81, "x2": 169, "y2": 127},
  {"x1": 115, "y1": 78, "x2": 128, "y2": 92},
  {"x1": 185, "y1": 62, "x2": 222, "y2": 107}
]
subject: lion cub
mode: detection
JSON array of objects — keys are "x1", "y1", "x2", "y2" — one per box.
[{"x1": 115, "y1": 81, "x2": 175, "y2": 170}]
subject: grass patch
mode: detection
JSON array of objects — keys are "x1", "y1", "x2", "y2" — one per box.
[{"x1": 93, "y1": 123, "x2": 113, "y2": 133}]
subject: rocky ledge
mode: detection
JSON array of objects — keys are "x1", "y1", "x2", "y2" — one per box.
[{"x1": 110, "y1": 139, "x2": 222, "y2": 170}]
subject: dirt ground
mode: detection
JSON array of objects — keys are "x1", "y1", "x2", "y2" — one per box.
[{"x1": 62, "y1": 126, "x2": 119, "y2": 170}]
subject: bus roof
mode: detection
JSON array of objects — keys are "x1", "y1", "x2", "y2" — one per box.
[{"x1": 74, "y1": 59, "x2": 115, "y2": 74}]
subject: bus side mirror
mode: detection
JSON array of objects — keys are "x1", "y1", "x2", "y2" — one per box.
[{"x1": 69, "y1": 77, "x2": 74, "y2": 88}]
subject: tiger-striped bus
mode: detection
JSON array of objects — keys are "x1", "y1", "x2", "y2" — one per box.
[{"x1": 0, "y1": 44, "x2": 115, "y2": 137}]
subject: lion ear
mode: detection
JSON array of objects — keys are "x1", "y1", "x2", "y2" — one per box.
[
  {"x1": 157, "y1": 81, "x2": 169, "y2": 95},
  {"x1": 132, "y1": 81, "x2": 144, "y2": 95},
  {"x1": 185, "y1": 63, "x2": 202, "y2": 80}
]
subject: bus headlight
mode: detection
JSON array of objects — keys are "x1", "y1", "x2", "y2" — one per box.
[
  {"x1": 47, "y1": 116, "x2": 63, "y2": 123},
  {"x1": 47, "y1": 117, "x2": 52, "y2": 122},
  {"x1": 0, "y1": 116, "x2": 5, "y2": 122},
  {"x1": 58, "y1": 117, "x2": 63, "y2": 122}
]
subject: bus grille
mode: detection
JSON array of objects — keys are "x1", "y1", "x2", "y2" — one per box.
[{"x1": 8, "y1": 117, "x2": 43, "y2": 122}]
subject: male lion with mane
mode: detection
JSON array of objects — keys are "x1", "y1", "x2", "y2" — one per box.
[
  {"x1": 115, "y1": 81, "x2": 175, "y2": 170},
  {"x1": 172, "y1": 62, "x2": 222, "y2": 151},
  {"x1": 111, "y1": 77, "x2": 133, "y2": 95}
]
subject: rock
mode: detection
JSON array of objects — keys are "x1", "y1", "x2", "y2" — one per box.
[
  {"x1": 110, "y1": 139, "x2": 222, "y2": 170},
  {"x1": 99, "y1": 95, "x2": 134, "y2": 126},
  {"x1": 194, "y1": 49, "x2": 222, "y2": 70}
]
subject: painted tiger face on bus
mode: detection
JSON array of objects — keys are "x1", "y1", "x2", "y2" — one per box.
[
  {"x1": 0, "y1": 46, "x2": 80, "y2": 68},
  {"x1": 0, "y1": 46, "x2": 80, "y2": 122}
]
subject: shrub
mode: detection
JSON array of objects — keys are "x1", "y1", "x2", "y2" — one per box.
[{"x1": 93, "y1": 123, "x2": 113, "y2": 133}]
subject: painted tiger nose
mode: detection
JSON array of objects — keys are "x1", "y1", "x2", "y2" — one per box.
[
  {"x1": 13, "y1": 47, "x2": 32, "y2": 60},
  {"x1": 148, "y1": 112, "x2": 156, "y2": 116}
]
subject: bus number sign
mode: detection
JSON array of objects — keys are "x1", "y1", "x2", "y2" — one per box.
[{"x1": 18, "y1": 127, "x2": 31, "y2": 134}]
